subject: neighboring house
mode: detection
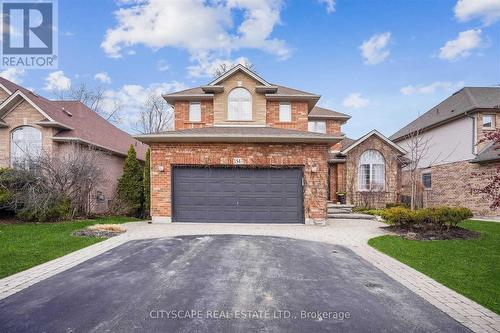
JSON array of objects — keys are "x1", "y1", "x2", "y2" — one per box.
[
  {"x1": 391, "y1": 87, "x2": 500, "y2": 216},
  {"x1": 0, "y1": 77, "x2": 148, "y2": 213},
  {"x1": 136, "y1": 65, "x2": 405, "y2": 224}
]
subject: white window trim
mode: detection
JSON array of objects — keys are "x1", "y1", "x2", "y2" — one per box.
[
  {"x1": 308, "y1": 121, "x2": 326, "y2": 134},
  {"x1": 357, "y1": 150, "x2": 385, "y2": 192},
  {"x1": 10, "y1": 125, "x2": 42, "y2": 169},
  {"x1": 482, "y1": 114, "x2": 495, "y2": 130},
  {"x1": 227, "y1": 87, "x2": 253, "y2": 121},
  {"x1": 279, "y1": 102, "x2": 292, "y2": 122},
  {"x1": 188, "y1": 102, "x2": 201, "y2": 123}
]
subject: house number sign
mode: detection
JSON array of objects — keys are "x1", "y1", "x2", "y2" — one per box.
[{"x1": 233, "y1": 157, "x2": 243, "y2": 165}]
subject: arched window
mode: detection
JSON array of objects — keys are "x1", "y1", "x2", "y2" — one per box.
[
  {"x1": 11, "y1": 126, "x2": 42, "y2": 169},
  {"x1": 358, "y1": 150, "x2": 385, "y2": 191},
  {"x1": 228, "y1": 87, "x2": 252, "y2": 121}
]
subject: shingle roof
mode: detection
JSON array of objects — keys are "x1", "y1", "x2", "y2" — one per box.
[
  {"x1": 470, "y1": 143, "x2": 500, "y2": 164},
  {"x1": 0, "y1": 77, "x2": 148, "y2": 159},
  {"x1": 309, "y1": 106, "x2": 351, "y2": 119},
  {"x1": 340, "y1": 137, "x2": 356, "y2": 150},
  {"x1": 135, "y1": 126, "x2": 343, "y2": 143},
  {"x1": 273, "y1": 84, "x2": 317, "y2": 96},
  {"x1": 51, "y1": 101, "x2": 148, "y2": 159},
  {"x1": 391, "y1": 87, "x2": 500, "y2": 141}
]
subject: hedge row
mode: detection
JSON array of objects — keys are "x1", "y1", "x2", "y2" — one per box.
[{"x1": 379, "y1": 206, "x2": 473, "y2": 229}]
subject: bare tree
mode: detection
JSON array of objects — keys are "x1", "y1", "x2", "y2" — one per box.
[
  {"x1": 213, "y1": 60, "x2": 255, "y2": 78},
  {"x1": 401, "y1": 127, "x2": 459, "y2": 209},
  {"x1": 0, "y1": 145, "x2": 104, "y2": 221},
  {"x1": 134, "y1": 94, "x2": 173, "y2": 134},
  {"x1": 54, "y1": 83, "x2": 122, "y2": 123}
]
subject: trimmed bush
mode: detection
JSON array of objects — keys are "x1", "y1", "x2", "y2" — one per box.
[
  {"x1": 380, "y1": 206, "x2": 473, "y2": 230},
  {"x1": 380, "y1": 207, "x2": 417, "y2": 227},
  {"x1": 386, "y1": 202, "x2": 408, "y2": 209}
]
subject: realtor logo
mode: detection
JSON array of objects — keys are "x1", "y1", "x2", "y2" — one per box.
[{"x1": 1, "y1": 0, "x2": 58, "y2": 68}]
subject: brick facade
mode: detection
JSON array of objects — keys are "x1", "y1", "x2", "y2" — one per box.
[
  {"x1": 150, "y1": 143, "x2": 330, "y2": 224},
  {"x1": 174, "y1": 100, "x2": 214, "y2": 130},
  {"x1": 343, "y1": 135, "x2": 402, "y2": 208},
  {"x1": 476, "y1": 111, "x2": 500, "y2": 152},
  {"x1": 403, "y1": 161, "x2": 500, "y2": 216},
  {"x1": 266, "y1": 100, "x2": 309, "y2": 131},
  {"x1": 0, "y1": 99, "x2": 126, "y2": 213}
]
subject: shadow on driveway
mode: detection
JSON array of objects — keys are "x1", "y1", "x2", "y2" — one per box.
[{"x1": 0, "y1": 235, "x2": 469, "y2": 332}]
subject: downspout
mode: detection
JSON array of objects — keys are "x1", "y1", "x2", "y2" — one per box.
[{"x1": 465, "y1": 111, "x2": 476, "y2": 155}]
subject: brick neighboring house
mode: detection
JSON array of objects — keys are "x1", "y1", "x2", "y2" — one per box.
[
  {"x1": 0, "y1": 77, "x2": 148, "y2": 213},
  {"x1": 136, "y1": 65, "x2": 405, "y2": 224},
  {"x1": 391, "y1": 87, "x2": 500, "y2": 216}
]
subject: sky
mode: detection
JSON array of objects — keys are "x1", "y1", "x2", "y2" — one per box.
[{"x1": 1, "y1": 0, "x2": 499, "y2": 138}]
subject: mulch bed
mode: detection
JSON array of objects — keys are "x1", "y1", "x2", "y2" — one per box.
[
  {"x1": 72, "y1": 229, "x2": 125, "y2": 238},
  {"x1": 383, "y1": 226, "x2": 481, "y2": 241}
]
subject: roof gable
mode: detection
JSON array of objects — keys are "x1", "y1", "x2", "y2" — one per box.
[
  {"x1": 208, "y1": 64, "x2": 270, "y2": 86},
  {"x1": 342, "y1": 130, "x2": 406, "y2": 155},
  {"x1": 391, "y1": 87, "x2": 500, "y2": 141}
]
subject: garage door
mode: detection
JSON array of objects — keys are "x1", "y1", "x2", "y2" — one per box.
[{"x1": 172, "y1": 166, "x2": 304, "y2": 224}]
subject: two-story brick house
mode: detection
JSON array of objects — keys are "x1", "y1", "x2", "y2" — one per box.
[
  {"x1": 391, "y1": 87, "x2": 500, "y2": 216},
  {"x1": 0, "y1": 77, "x2": 148, "y2": 213},
  {"x1": 137, "y1": 65, "x2": 406, "y2": 224}
]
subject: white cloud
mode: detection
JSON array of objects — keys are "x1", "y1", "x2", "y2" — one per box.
[
  {"x1": 0, "y1": 68, "x2": 25, "y2": 83},
  {"x1": 156, "y1": 59, "x2": 169, "y2": 72},
  {"x1": 44, "y1": 71, "x2": 71, "y2": 92},
  {"x1": 455, "y1": 0, "x2": 500, "y2": 25},
  {"x1": 101, "y1": 81, "x2": 186, "y2": 131},
  {"x1": 101, "y1": 0, "x2": 290, "y2": 60},
  {"x1": 342, "y1": 93, "x2": 370, "y2": 109},
  {"x1": 94, "y1": 72, "x2": 112, "y2": 84},
  {"x1": 187, "y1": 56, "x2": 250, "y2": 78},
  {"x1": 400, "y1": 81, "x2": 465, "y2": 95},
  {"x1": 439, "y1": 29, "x2": 482, "y2": 61},
  {"x1": 318, "y1": 0, "x2": 336, "y2": 13},
  {"x1": 359, "y1": 32, "x2": 391, "y2": 65}
]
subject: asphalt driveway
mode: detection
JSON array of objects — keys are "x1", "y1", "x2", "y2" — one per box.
[{"x1": 0, "y1": 235, "x2": 469, "y2": 332}]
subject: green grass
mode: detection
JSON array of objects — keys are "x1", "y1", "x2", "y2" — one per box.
[
  {"x1": 0, "y1": 216, "x2": 140, "y2": 279},
  {"x1": 368, "y1": 220, "x2": 500, "y2": 314}
]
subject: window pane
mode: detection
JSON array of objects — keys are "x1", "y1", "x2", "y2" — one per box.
[
  {"x1": 11, "y1": 126, "x2": 42, "y2": 169},
  {"x1": 483, "y1": 115, "x2": 493, "y2": 128},
  {"x1": 228, "y1": 88, "x2": 252, "y2": 121},
  {"x1": 279, "y1": 103, "x2": 291, "y2": 122},
  {"x1": 189, "y1": 103, "x2": 201, "y2": 122},
  {"x1": 316, "y1": 121, "x2": 326, "y2": 133},
  {"x1": 308, "y1": 121, "x2": 326, "y2": 133},
  {"x1": 422, "y1": 173, "x2": 432, "y2": 189},
  {"x1": 371, "y1": 164, "x2": 385, "y2": 190},
  {"x1": 358, "y1": 164, "x2": 370, "y2": 190}
]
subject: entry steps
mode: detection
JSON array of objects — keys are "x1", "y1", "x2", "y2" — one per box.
[{"x1": 327, "y1": 202, "x2": 375, "y2": 220}]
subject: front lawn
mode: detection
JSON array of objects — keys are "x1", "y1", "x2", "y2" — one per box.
[
  {"x1": 0, "y1": 216, "x2": 140, "y2": 279},
  {"x1": 369, "y1": 220, "x2": 500, "y2": 314}
]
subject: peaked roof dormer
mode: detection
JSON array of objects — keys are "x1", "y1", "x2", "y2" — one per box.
[{"x1": 208, "y1": 64, "x2": 271, "y2": 86}]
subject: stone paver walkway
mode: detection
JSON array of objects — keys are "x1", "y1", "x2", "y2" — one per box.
[{"x1": 0, "y1": 219, "x2": 498, "y2": 332}]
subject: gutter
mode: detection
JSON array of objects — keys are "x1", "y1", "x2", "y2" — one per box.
[
  {"x1": 51, "y1": 137, "x2": 146, "y2": 161},
  {"x1": 134, "y1": 133, "x2": 343, "y2": 144}
]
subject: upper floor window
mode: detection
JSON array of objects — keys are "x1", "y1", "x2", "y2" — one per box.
[
  {"x1": 189, "y1": 102, "x2": 201, "y2": 122},
  {"x1": 482, "y1": 114, "x2": 495, "y2": 129},
  {"x1": 279, "y1": 103, "x2": 291, "y2": 122},
  {"x1": 228, "y1": 88, "x2": 252, "y2": 121},
  {"x1": 308, "y1": 121, "x2": 326, "y2": 134},
  {"x1": 11, "y1": 126, "x2": 42, "y2": 169},
  {"x1": 358, "y1": 150, "x2": 385, "y2": 191},
  {"x1": 422, "y1": 172, "x2": 432, "y2": 189}
]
